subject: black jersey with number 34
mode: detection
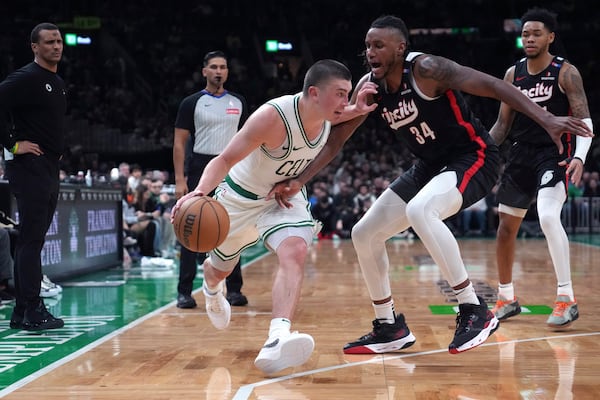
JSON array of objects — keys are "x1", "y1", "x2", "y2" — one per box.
[{"x1": 371, "y1": 52, "x2": 494, "y2": 165}]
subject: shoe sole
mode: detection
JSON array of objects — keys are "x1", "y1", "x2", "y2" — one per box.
[
  {"x1": 449, "y1": 316, "x2": 499, "y2": 354},
  {"x1": 343, "y1": 332, "x2": 417, "y2": 354},
  {"x1": 547, "y1": 311, "x2": 579, "y2": 329},
  {"x1": 22, "y1": 321, "x2": 65, "y2": 331},
  {"x1": 40, "y1": 290, "x2": 61, "y2": 298},
  {"x1": 254, "y1": 334, "x2": 315, "y2": 375},
  {"x1": 495, "y1": 306, "x2": 521, "y2": 321},
  {"x1": 177, "y1": 302, "x2": 197, "y2": 309},
  {"x1": 228, "y1": 298, "x2": 248, "y2": 306}
]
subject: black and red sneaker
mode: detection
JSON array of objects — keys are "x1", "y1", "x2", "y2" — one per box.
[
  {"x1": 343, "y1": 313, "x2": 416, "y2": 354},
  {"x1": 448, "y1": 296, "x2": 499, "y2": 354}
]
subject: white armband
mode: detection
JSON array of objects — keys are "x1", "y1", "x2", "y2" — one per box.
[{"x1": 573, "y1": 118, "x2": 593, "y2": 164}]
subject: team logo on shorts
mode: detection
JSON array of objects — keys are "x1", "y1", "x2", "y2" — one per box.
[{"x1": 541, "y1": 170, "x2": 553, "y2": 185}]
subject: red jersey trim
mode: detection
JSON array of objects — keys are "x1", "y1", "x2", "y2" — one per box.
[{"x1": 446, "y1": 90, "x2": 486, "y2": 193}]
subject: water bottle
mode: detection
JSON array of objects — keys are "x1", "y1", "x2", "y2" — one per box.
[{"x1": 85, "y1": 169, "x2": 93, "y2": 187}]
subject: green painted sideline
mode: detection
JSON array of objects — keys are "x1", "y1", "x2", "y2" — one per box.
[
  {"x1": 0, "y1": 243, "x2": 268, "y2": 391},
  {"x1": 429, "y1": 304, "x2": 553, "y2": 315}
]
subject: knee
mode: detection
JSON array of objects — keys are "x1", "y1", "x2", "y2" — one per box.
[
  {"x1": 350, "y1": 219, "x2": 364, "y2": 243},
  {"x1": 278, "y1": 238, "x2": 308, "y2": 267},
  {"x1": 538, "y1": 211, "x2": 559, "y2": 232},
  {"x1": 405, "y1": 201, "x2": 425, "y2": 227}
]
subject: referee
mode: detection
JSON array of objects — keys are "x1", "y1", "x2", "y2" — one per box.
[{"x1": 172, "y1": 50, "x2": 249, "y2": 309}]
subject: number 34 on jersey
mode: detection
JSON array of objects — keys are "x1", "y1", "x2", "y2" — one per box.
[{"x1": 408, "y1": 121, "x2": 436, "y2": 144}]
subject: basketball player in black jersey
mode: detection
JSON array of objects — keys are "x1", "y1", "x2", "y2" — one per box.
[
  {"x1": 490, "y1": 8, "x2": 593, "y2": 328},
  {"x1": 0, "y1": 23, "x2": 66, "y2": 331},
  {"x1": 268, "y1": 15, "x2": 592, "y2": 355}
]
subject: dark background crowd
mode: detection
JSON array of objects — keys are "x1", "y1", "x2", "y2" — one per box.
[{"x1": 1, "y1": 0, "x2": 599, "y2": 240}]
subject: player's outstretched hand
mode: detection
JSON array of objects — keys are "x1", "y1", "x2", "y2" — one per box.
[{"x1": 545, "y1": 116, "x2": 593, "y2": 154}]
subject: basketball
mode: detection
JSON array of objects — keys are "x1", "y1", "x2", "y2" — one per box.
[{"x1": 173, "y1": 196, "x2": 230, "y2": 252}]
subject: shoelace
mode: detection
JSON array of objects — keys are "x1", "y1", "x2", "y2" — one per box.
[
  {"x1": 492, "y1": 299, "x2": 513, "y2": 311},
  {"x1": 359, "y1": 319, "x2": 385, "y2": 340},
  {"x1": 208, "y1": 295, "x2": 223, "y2": 312},
  {"x1": 552, "y1": 301, "x2": 571, "y2": 316},
  {"x1": 454, "y1": 312, "x2": 475, "y2": 332}
]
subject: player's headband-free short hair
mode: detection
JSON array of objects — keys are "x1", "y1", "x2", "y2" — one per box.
[{"x1": 521, "y1": 7, "x2": 558, "y2": 32}]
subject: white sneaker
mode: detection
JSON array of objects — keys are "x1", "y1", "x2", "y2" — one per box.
[
  {"x1": 141, "y1": 256, "x2": 175, "y2": 269},
  {"x1": 40, "y1": 275, "x2": 61, "y2": 298},
  {"x1": 203, "y1": 281, "x2": 231, "y2": 330},
  {"x1": 254, "y1": 331, "x2": 315, "y2": 375},
  {"x1": 42, "y1": 274, "x2": 63, "y2": 293}
]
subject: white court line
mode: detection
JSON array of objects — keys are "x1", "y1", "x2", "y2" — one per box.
[
  {"x1": 0, "y1": 253, "x2": 271, "y2": 397},
  {"x1": 232, "y1": 331, "x2": 600, "y2": 400},
  {"x1": 0, "y1": 300, "x2": 176, "y2": 397}
]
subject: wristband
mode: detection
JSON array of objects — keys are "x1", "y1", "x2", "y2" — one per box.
[
  {"x1": 573, "y1": 118, "x2": 593, "y2": 164},
  {"x1": 10, "y1": 142, "x2": 18, "y2": 154}
]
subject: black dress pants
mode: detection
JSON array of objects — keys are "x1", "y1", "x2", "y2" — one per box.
[{"x1": 6, "y1": 154, "x2": 59, "y2": 313}]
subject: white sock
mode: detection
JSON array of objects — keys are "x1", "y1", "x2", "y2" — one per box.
[
  {"x1": 498, "y1": 282, "x2": 514, "y2": 301},
  {"x1": 269, "y1": 318, "x2": 291, "y2": 338},
  {"x1": 557, "y1": 281, "x2": 575, "y2": 302},
  {"x1": 373, "y1": 300, "x2": 395, "y2": 324},
  {"x1": 454, "y1": 282, "x2": 479, "y2": 305},
  {"x1": 203, "y1": 280, "x2": 222, "y2": 295}
]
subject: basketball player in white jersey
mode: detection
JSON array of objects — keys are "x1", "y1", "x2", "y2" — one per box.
[{"x1": 171, "y1": 59, "x2": 376, "y2": 375}]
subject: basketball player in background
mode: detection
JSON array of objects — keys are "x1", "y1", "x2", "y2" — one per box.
[
  {"x1": 173, "y1": 50, "x2": 249, "y2": 309},
  {"x1": 490, "y1": 8, "x2": 593, "y2": 328},
  {"x1": 268, "y1": 15, "x2": 592, "y2": 355},
  {"x1": 172, "y1": 59, "x2": 376, "y2": 375}
]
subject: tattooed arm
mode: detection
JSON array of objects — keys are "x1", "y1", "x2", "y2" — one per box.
[
  {"x1": 412, "y1": 54, "x2": 592, "y2": 153},
  {"x1": 559, "y1": 62, "x2": 591, "y2": 120},
  {"x1": 558, "y1": 61, "x2": 593, "y2": 184}
]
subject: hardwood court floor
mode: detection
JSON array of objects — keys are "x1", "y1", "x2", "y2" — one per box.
[{"x1": 2, "y1": 237, "x2": 600, "y2": 399}]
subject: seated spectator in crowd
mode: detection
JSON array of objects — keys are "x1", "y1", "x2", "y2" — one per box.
[
  {"x1": 333, "y1": 182, "x2": 358, "y2": 239},
  {"x1": 127, "y1": 163, "x2": 143, "y2": 192},
  {"x1": 311, "y1": 192, "x2": 338, "y2": 240},
  {"x1": 145, "y1": 179, "x2": 177, "y2": 258},
  {"x1": 308, "y1": 181, "x2": 328, "y2": 207},
  {"x1": 354, "y1": 183, "x2": 376, "y2": 216},
  {"x1": 123, "y1": 184, "x2": 162, "y2": 257}
]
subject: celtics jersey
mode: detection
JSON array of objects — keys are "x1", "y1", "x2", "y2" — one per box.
[
  {"x1": 227, "y1": 94, "x2": 331, "y2": 198},
  {"x1": 510, "y1": 56, "x2": 571, "y2": 147}
]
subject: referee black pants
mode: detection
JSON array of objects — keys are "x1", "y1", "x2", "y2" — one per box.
[{"x1": 177, "y1": 153, "x2": 243, "y2": 296}]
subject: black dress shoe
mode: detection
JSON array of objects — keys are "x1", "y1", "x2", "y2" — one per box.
[
  {"x1": 22, "y1": 301, "x2": 64, "y2": 331},
  {"x1": 9, "y1": 310, "x2": 23, "y2": 329},
  {"x1": 226, "y1": 292, "x2": 248, "y2": 306},
  {"x1": 177, "y1": 293, "x2": 197, "y2": 309}
]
